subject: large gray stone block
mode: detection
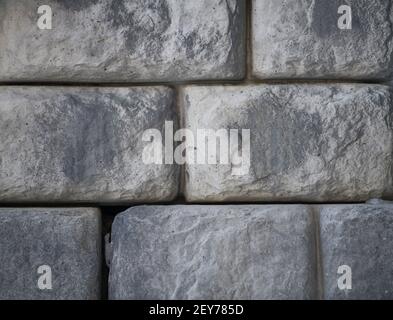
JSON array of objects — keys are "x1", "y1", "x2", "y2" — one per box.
[
  {"x1": 319, "y1": 202, "x2": 393, "y2": 299},
  {"x1": 181, "y1": 84, "x2": 393, "y2": 202},
  {"x1": 108, "y1": 205, "x2": 317, "y2": 300},
  {"x1": 0, "y1": 208, "x2": 101, "y2": 300},
  {"x1": 0, "y1": 0, "x2": 245, "y2": 82},
  {"x1": 252, "y1": 0, "x2": 393, "y2": 80},
  {"x1": 0, "y1": 86, "x2": 178, "y2": 203}
]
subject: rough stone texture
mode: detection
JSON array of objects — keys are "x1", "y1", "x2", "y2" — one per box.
[
  {"x1": 181, "y1": 84, "x2": 393, "y2": 202},
  {"x1": 0, "y1": 86, "x2": 178, "y2": 203},
  {"x1": 0, "y1": 0, "x2": 245, "y2": 82},
  {"x1": 252, "y1": 0, "x2": 393, "y2": 80},
  {"x1": 108, "y1": 205, "x2": 317, "y2": 300},
  {"x1": 0, "y1": 208, "x2": 101, "y2": 300},
  {"x1": 319, "y1": 202, "x2": 393, "y2": 299}
]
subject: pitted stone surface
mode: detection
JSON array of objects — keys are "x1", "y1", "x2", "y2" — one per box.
[
  {"x1": 108, "y1": 205, "x2": 317, "y2": 300},
  {"x1": 252, "y1": 0, "x2": 393, "y2": 80},
  {"x1": 0, "y1": 0, "x2": 245, "y2": 82},
  {"x1": 181, "y1": 84, "x2": 393, "y2": 202},
  {"x1": 319, "y1": 202, "x2": 393, "y2": 299},
  {"x1": 0, "y1": 208, "x2": 101, "y2": 300},
  {"x1": 0, "y1": 86, "x2": 178, "y2": 203}
]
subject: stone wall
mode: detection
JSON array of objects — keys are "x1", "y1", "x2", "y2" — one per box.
[{"x1": 0, "y1": 0, "x2": 392, "y2": 300}]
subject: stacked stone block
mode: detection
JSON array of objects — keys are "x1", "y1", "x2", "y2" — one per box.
[
  {"x1": 0, "y1": 208, "x2": 101, "y2": 299},
  {"x1": 319, "y1": 202, "x2": 393, "y2": 300},
  {"x1": 181, "y1": 84, "x2": 393, "y2": 202},
  {"x1": 0, "y1": 86, "x2": 178, "y2": 203},
  {"x1": 0, "y1": 0, "x2": 245, "y2": 82},
  {"x1": 0, "y1": 0, "x2": 392, "y2": 299},
  {"x1": 252, "y1": 0, "x2": 393, "y2": 80}
]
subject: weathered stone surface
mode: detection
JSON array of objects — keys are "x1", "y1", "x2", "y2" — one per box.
[
  {"x1": 0, "y1": 208, "x2": 101, "y2": 300},
  {"x1": 108, "y1": 205, "x2": 317, "y2": 300},
  {"x1": 0, "y1": 0, "x2": 245, "y2": 82},
  {"x1": 252, "y1": 0, "x2": 393, "y2": 80},
  {"x1": 319, "y1": 202, "x2": 393, "y2": 299},
  {"x1": 0, "y1": 86, "x2": 178, "y2": 203},
  {"x1": 181, "y1": 84, "x2": 393, "y2": 202}
]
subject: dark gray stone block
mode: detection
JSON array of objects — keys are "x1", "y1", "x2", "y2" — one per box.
[
  {"x1": 0, "y1": 208, "x2": 101, "y2": 300},
  {"x1": 319, "y1": 203, "x2": 393, "y2": 299}
]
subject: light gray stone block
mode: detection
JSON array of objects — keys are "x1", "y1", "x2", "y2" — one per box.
[
  {"x1": 0, "y1": 0, "x2": 245, "y2": 82},
  {"x1": 181, "y1": 84, "x2": 393, "y2": 202},
  {"x1": 0, "y1": 208, "x2": 101, "y2": 300},
  {"x1": 0, "y1": 86, "x2": 178, "y2": 203},
  {"x1": 319, "y1": 202, "x2": 393, "y2": 299},
  {"x1": 252, "y1": 0, "x2": 393, "y2": 80},
  {"x1": 108, "y1": 205, "x2": 317, "y2": 300}
]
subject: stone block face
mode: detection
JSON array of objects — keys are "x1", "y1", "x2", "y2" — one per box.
[
  {"x1": 0, "y1": 0, "x2": 245, "y2": 82},
  {"x1": 0, "y1": 86, "x2": 179, "y2": 203},
  {"x1": 181, "y1": 84, "x2": 393, "y2": 202},
  {"x1": 108, "y1": 205, "x2": 317, "y2": 300},
  {"x1": 319, "y1": 202, "x2": 393, "y2": 299},
  {"x1": 252, "y1": 0, "x2": 393, "y2": 80},
  {"x1": 0, "y1": 208, "x2": 101, "y2": 300}
]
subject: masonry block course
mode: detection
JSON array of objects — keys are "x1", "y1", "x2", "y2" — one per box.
[
  {"x1": 107, "y1": 205, "x2": 317, "y2": 300},
  {"x1": 0, "y1": 86, "x2": 179, "y2": 203},
  {"x1": 319, "y1": 202, "x2": 393, "y2": 300},
  {"x1": 0, "y1": 208, "x2": 101, "y2": 300},
  {"x1": 252, "y1": 0, "x2": 393, "y2": 80},
  {"x1": 108, "y1": 202, "x2": 393, "y2": 300},
  {"x1": 0, "y1": 0, "x2": 245, "y2": 82},
  {"x1": 181, "y1": 84, "x2": 393, "y2": 202}
]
